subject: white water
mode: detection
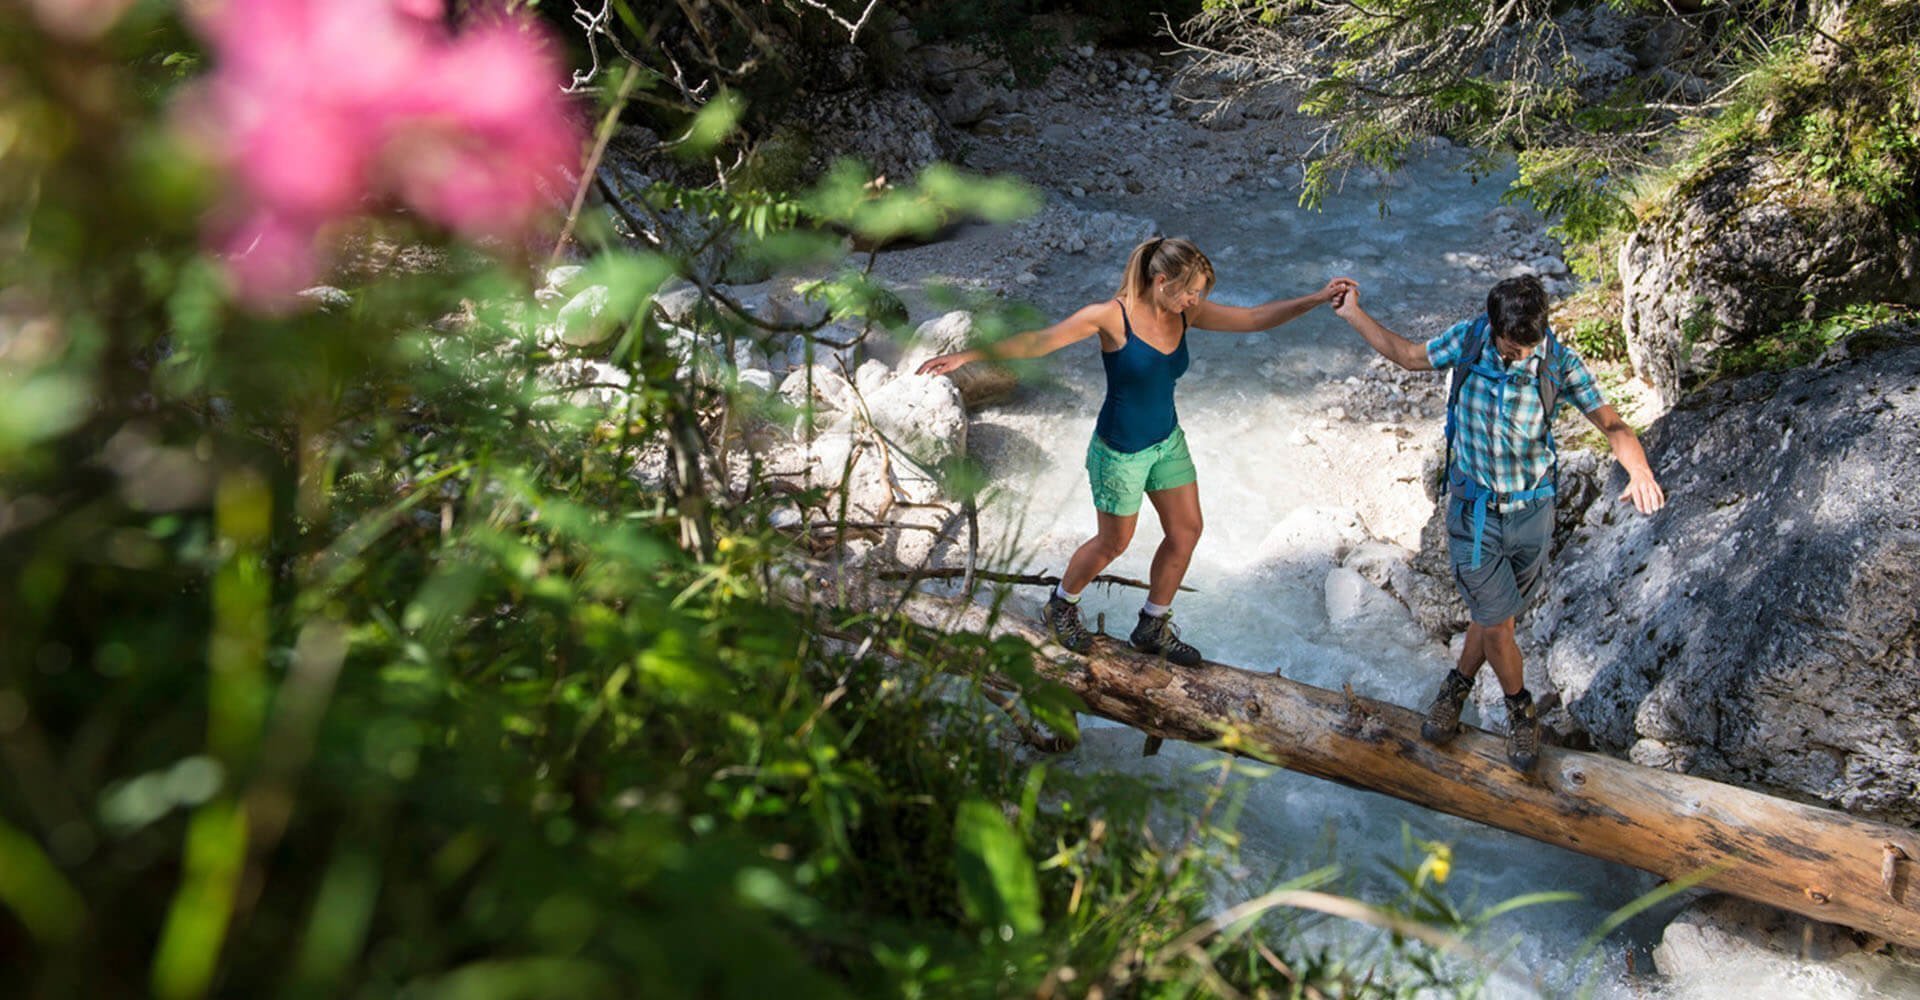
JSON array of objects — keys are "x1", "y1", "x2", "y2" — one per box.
[{"x1": 875, "y1": 149, "x2": 1910, "y2": 998}]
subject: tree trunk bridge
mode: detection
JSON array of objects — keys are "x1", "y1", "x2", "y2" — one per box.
[{"x1": 825, "y1": 574, "x2": 1920, "y2": 949}]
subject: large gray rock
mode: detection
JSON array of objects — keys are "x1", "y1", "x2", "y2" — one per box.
[
  {"x1": 1528, "y1": 326, "x2": 1920, "y2": 824},
  {"x1": 1619, "y1": 154, "x2": 1920, "y2": 405},
  {"x1": 798, "y1": 88, "x2": 955, "y2": 182},
  {"x1": 913, "y1": 44, "x2": 1014, "y2": 127},
  {"x1": 897, "y1": 311, "x2": 1018, "y2": 409}
]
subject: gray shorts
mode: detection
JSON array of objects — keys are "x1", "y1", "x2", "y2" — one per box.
[{"x1": 1446, "y1": 496, "x2": 1554, "y2": 626}]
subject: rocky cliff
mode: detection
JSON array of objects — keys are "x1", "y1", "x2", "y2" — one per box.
[
  {"x1": 1527, "y1": 325, "x2": 1920, "y2": 825},
  {"x1": 1619, "y1": 155, "x2": 1920, "y2": 406}
]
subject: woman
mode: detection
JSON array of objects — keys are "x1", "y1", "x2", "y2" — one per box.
[{"x1": 918, "y1": 237, "x2": 1354, "y2": 664}]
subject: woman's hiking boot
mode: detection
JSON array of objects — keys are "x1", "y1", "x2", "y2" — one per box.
[
  {"x1": 1421, "y1": 669, "x2": 1475, "y2": 743},
  {"x1": 1042, "y1": 595, "x2": 1094, "y2": 653},
  {"x1": 1504, "y1": 690, "x2": 1541, "y2": 772},
  {"x1": 1129, "y1": 611, "x2": 1202, "y2": 667}
]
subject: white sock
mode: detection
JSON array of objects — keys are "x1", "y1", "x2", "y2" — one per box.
[
  {"x1": 1142, "y1": 600, "x2": 1171, "y2": 618},
  {"x1": 1055, "y1": 584, "x2": 1081, "y2": 604}
]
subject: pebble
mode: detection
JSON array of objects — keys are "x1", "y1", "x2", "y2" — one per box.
[{"x1": 1016, "y1": 272, "x2": 1039, "y2": 285}]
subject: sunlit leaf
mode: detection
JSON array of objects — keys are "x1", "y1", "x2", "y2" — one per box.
[{"x1": 953, "y1": 797, "x2": 1043, "y2": 936}]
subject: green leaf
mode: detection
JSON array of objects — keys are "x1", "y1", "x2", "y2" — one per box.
[
  {"x1": 952, "y1": 797, "x2": 1043, "y2": 937},
  {"x1": 680, "y1": 90, "x2": 745, "y2": 156},
  {"x1": 570, "y1": 251, "x2": 675, "y2": 331},
  {"x1": 402, "y1": 561, "x2": 488, "y2": 637},
  {"x1": 1021, "y1": 682, "x2": 1084, "y2": 746},
  {"x1": 0, "y1": 819, "x2": 86, "y2": 946}
]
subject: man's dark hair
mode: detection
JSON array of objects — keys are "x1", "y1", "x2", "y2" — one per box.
[{"x1": 1486, "y1": 275, "x2": 1549, "y2": 346}]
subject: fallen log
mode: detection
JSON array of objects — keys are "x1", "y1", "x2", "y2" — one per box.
[{"x1": 817, "y1": 572, "x2": 1920, "y2": 949}]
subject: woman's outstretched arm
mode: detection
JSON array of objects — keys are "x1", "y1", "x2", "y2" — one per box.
[
  {"x1": 1188, "y1": 277, "x2": 1356, "y2": 333},
  {"x1": 1332, "y1": 285, "x2": 1432, "y2": 371},
  {"x1": 916, "y1": 301, "x2": 1111, "y2": 375}
]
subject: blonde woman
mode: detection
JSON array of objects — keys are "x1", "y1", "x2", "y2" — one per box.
[{"x1": 919, "y1": 237, "x2": 1354, "y2": 663}]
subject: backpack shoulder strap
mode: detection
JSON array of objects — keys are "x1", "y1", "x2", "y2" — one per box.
[
  {"x1": 1537, "y1": 327, "x2": 1564, "y2": 419},
  {"x1": 1444, "y1": 316, "x2": 1490, "y2": 444}
]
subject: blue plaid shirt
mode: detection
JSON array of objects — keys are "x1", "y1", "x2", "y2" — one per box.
[{"x1": 1426, "y1": 320, "x2": 1607, "y2": 494}]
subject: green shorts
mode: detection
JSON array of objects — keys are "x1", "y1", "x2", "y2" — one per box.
[{"x1": 1086, "y1": 426, "x2": 1197, "y2": 517}]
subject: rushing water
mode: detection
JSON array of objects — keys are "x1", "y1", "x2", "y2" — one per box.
[{"x1": 874, "y1": 149, "x2": 1909, "y2": 997}]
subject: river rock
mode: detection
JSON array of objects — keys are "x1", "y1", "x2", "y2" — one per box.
[
  {"x1": 1619, "y1": 153, "x2": 1920, "y2": 405},
  {"x1": 1248, "y1": 506, "x2": 1369, "y2": 578},
  {"x1": 853, "y1": 358, "x2": 892, "y2": 397},
  {"x1": 1323, "y1": 566, "x2": 1404, "y2": 626},
  {"x1": 1528, "y1": 325, "x2": 1920, "y2": 824},
  {"x1": 862, "y1": 372, "x2": 967, "y2": 470},
  {"x1": 1342, "y1": 540, "x2": 1417, "y2": 603},
  {"x1": 897, "y1": 311, "x2": 1018, "y2": 409},
  {"x1": 780, "y1": 364, "x2": 856, "y2": 418},
  {"x1": 551, "y1": 285, "x2": 615, "y2": 348},
  {"x1": 653, "y1": 282, "x2": 704, "y2": 324},
  {"x1": 1653, "y1": 895, "x2": 1920, "y2": 995},
  {"x1": 297, "y1": 285, "x2": 352, "y2": 312}
]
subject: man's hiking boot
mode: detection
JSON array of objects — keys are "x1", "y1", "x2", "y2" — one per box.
[
  {"x1": 1421, "y1": 669, "x2": 1475, "y2": 744},
  {"x1": 1042, "y1": 595, "x2": 1094, "y2": 653},
  {"x1": 1504, "y1": 690, "x2": 1541, "y2": 773},
  {"x1": 1129, "y1": 611, "x2": 1202, "y2": 667}
]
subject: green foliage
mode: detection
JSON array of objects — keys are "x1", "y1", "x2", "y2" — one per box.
[
  {"x1": 737, "y1": 127, "x2": 819, "y2": 195},
  {"x1": 1508, "y1": 147, "x2": 1634, "y2": 278},
  {"x1": 643, "y1": 183, "x2": 807, "y2": 241},
  {"x1": 0, "y1": 9, "x2": 1477, "y2": 997},
  {"x1": 952, "y1": 797, "x2": 1044, "y2": 935},
  {"x1": 1648, "y1": 2, "x2": 1920, "y2": 226},
  {"x1": 1564, "y1": 315, "x2": 1629, "y2": 365},
  {"x1": 1790, "y1": 97, "x2": 1920, "y2": 211},
  {"x1": 1714, "y1": 302, "x2": 1911, "y2": 378},
  {"x1": 1768, "y1": 1, "x2": 1920, "y2": 216}
]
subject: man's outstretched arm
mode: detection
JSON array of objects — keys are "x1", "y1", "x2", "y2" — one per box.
[
  {"x1": 1584, "y1": 404, "x2": 1665, "y2": 514},
  {"x1": 1332, "y1": 286, "x2": 1432, "y2": 371}
]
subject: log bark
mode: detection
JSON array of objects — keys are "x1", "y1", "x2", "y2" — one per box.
[{"x1": 816, "y1": 572, "x2": 1920, "y2": 949}]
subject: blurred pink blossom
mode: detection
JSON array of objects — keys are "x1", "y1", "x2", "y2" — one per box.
[{"x1": 181, "y1": 0, "x2": 582, "y2": 310}]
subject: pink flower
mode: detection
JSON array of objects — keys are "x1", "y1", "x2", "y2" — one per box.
[
  {"x1": 181, "y1": 0, "x2": 582, "y2": 310},
  {"x1": 392, "y1": 0, "x2": 444, "y2": 22},
  {"x1": 216, "y1": 210, "x2": 326, "y2": 307}
]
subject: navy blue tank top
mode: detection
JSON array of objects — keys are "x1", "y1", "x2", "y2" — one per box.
[{"x1": 1095, "y1": 299, "x2": 1189, "y2": 453}]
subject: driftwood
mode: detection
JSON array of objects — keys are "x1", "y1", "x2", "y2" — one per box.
[{"x1": 811, "y1": 570, "x2": 1920, "y2": 950}]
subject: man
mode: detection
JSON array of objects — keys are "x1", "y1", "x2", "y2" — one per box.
[{"x1": 1333, "y1": 275, "x2": 1665, "y2": 771}]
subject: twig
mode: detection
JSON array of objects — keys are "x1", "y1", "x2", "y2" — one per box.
[
  {"x1": 962, "y1": 496, "x2": 979, "y2": 596},
  {"x1": 877, "y1": 568, "x2": 1196, "y2": 594},
  {"x1": 782, "y1": 0, "x2": 883, "y2": 42},
  {"x1": 809, "y1": 519, "x2": 946, "y2": 534},
  {"x1": 548, "y1": 67, "x2": 641, "y2": 269},
  {"x1": 981, "y1": 687, "x2": 1077, "y2": 753}
]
